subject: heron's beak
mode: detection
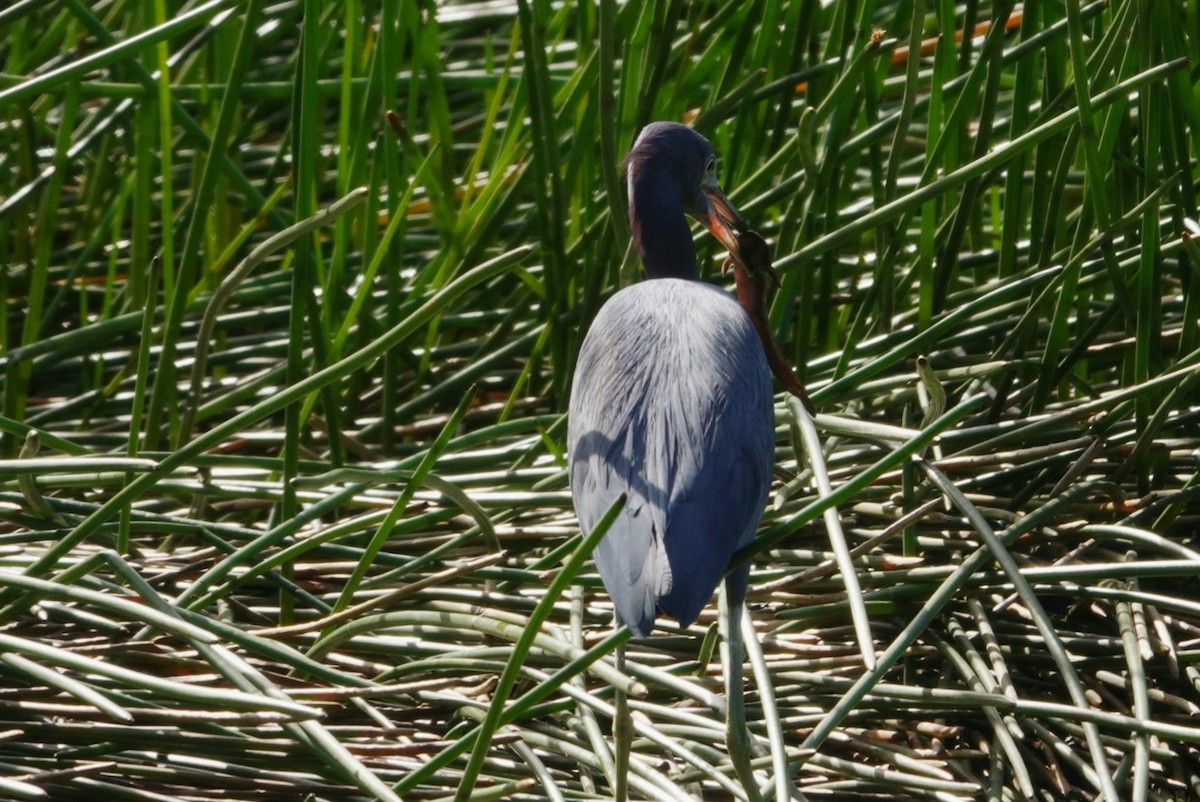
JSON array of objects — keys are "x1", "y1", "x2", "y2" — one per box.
[{"x1": 701, "y1": 179, "x2": 747, "y2": 256}]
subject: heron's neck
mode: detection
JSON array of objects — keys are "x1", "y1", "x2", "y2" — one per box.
[{"x1": 628, "y1": 168, "x2": 699, "y2": 280}]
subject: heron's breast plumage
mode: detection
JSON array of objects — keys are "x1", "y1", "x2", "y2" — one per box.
[{"x1": 568, "y1": 279, "x2": 774, "y2": 637}]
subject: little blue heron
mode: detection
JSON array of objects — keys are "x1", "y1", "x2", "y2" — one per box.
[{"x1": 568, "y1": 122, "x2": 803, "y2": 798}]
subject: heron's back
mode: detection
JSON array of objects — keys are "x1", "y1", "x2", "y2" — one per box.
[{"x1": 568, "y1": 279, "x2": 774, "y2": 638}]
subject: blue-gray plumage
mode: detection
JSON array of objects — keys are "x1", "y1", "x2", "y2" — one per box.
[{"x1": 568, "y1": 122, "x2": 774, "y2": 639}]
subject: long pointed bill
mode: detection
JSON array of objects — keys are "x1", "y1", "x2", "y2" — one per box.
[
  {"x1": 700, "y1": 178, "x2": 813, "y2": 411},
  {"x1": 701, "y1": 180, "x2": 747, "y2": 256},
  {"x1": 702, "y1": 181, "x2": 780, "y2": 288}
]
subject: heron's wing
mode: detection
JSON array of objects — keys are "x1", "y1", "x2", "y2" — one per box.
[
  {"x1": 568, "y1": 282, "x2": 774, "y2": 637},
  {"x1": 648, "y1": 346, "x2": 773, "y2": 627},
  {"x1": 569, "y1": 416, "x2": 665, "y2": 638}
]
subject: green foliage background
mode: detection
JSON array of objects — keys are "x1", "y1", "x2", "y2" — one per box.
[{"x1": 1, "y1": 1, "x2": 1199, "y2": 800}]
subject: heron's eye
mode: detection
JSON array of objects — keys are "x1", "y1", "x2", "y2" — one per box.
[{"x1": 705, "y1": 156, "x2": 716, "y2": 175}]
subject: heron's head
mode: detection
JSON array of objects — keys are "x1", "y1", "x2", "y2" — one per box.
[{"x1": 625, "y1": 122, "x2": 747, "y2": 259}]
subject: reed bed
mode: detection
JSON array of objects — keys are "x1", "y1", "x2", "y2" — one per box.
[{"x1": 1, "y1": 1, "x2": 1199, "y2": 800}]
